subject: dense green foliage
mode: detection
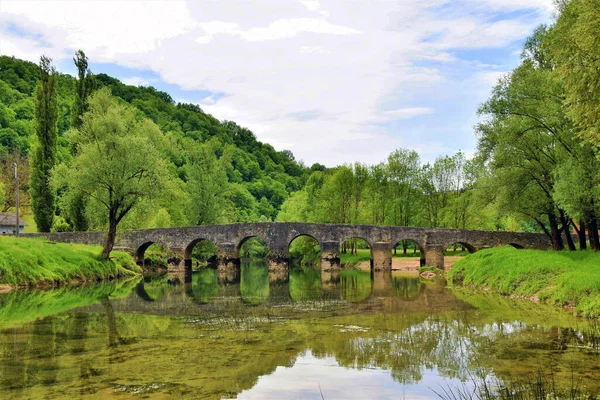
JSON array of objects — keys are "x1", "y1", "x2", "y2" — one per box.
[
  {"x1": 449, "y1": 246, "x2": 600, "y2": 317},
  {"x1": 0, "y1": 54, "x2": 309, "y2": 236},
  {"x1": 277, "y1": 151, "x2": 493, "y2": 230},
  {"x1": 550, "y1": 0, "x2": 600, "y2": 153},
  {"x1": 0, "y1": 236, "x2": 140, "y2": 286},
  {"x1": 30, "y1": 57, "x2": 58, "y2": 232}
]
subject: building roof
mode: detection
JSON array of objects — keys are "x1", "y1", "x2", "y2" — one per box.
[{"x1": 0, "y1": 212, "x2": 27, "y2": 227}]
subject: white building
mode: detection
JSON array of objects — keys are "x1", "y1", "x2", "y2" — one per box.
[{"x1": 0, "y1": 213, "x2": 27, "y2": 235}]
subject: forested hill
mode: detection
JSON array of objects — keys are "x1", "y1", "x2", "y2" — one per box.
[{"x1": 0, "y1": 55, "x2": 318, "y2": 230}]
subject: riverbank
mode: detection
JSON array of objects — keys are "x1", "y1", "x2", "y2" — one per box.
[
  {"x1": 0, "y1": 236, "x2": 141, "y2": 289},
  {"x1": 448, "y1": 246, "x2": 600, "y2": 318}
]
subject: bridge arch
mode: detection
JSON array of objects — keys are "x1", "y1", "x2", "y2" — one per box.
[
  {"x1": 445, "y1": 241, "x2": 477, "y2": 254},
  {"x1": 237, "y1": 235, "x2": 270, "y2": 259},
  {"x1": 340, "y1": 237, "x2": 372, "y2": 269},
  {"x1": 288, "y1": 234, "x2": 321, "y2": 266},
  {"x1": 185, "y1": 238, "x2": 218, "y2": 267},
  {"x1": 134, "y1": 240, "x2": 169, "y2": 267},
  {"x1": 392, "y1": 239, "x2": 426, "y2": 267}
]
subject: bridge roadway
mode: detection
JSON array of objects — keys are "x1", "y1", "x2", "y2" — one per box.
[{"x1": 28, "y1": 222, "x2": 552, "y2": 270}]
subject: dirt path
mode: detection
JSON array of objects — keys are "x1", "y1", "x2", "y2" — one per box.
[{"x1": 0, "y1": 285, "x2": 12, "y2": 293}]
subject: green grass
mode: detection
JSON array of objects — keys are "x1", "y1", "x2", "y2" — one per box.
[
  {"x1": 340, "y1": 250, "x2": 371, "y2": 265},
  {"x1": 448, "y1": 246, "x2": 600, "y2": 318},
  {"x1": 0, "y1": 236, "x2": 141, "y2": 286}
]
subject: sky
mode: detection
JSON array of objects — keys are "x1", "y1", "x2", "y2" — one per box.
[{"x1": 0, "y1": 0, "x2": 555, "y2": 167}]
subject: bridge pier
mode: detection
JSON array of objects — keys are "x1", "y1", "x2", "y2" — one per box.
[
  {"x1": 217, "y1": 263, "x2": 240, "y2": 285},
  {"x1": 425, "y1": 247, "x2": 444, "y2": 269},
  {"x1": 217, "y1": 242, "x2": 240, "y2": 268},
  {"x1": 321, "y1": 240, "x2": 340, "y2": 272},
  {"x1": 372, "y1": 242, "x2": 392, "y2": 271},
  {"x1": 167, "y1": 247, "x2": 187, "y2": 272}
]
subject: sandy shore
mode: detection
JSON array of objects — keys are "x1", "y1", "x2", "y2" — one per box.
[{"x1": 356, "y1": 256, "x2": 465, "y2": 271}]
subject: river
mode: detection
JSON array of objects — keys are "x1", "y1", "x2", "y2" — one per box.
[{"x1": 0, "y1": 261, "x2": 598, "y2": 399}]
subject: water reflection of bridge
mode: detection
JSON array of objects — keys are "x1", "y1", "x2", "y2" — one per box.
[{"x1": 84, "y1": 265, "x2": 474, "y2": 316}]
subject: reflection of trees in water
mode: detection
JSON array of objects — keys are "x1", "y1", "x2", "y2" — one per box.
[
  {"x1": 187, "y1": 269, "x2": 218, "y2": 304},
  {"x1": 392, "y1": 276, "x2": 423, "y2": 301},
  {"x1": 340, "y1": 270, "x2": 371, "y2": 303},
  {"x1": 2, "y1": 279, "x2": 600, "y2": 396},
  {"x1": 241, "y1": 262, "x2": 269, "y2": 305},
  {"x1": 138, "y1": 275, "x2": 172, "y2": 301},
  {"x1": 0, "y1": 327, "x2": 28, "y2": 392},
  {"x1": 310, "y1": 314, "x2": 478, "y2": 384},
  {"x1": 289, "y1": 267, "x2": 322, "y2": 301}
]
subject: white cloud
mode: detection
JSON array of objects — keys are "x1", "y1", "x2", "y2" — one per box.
[
  {"x1": 0, "y1": 0, "x2": 553, "y2": 166},
  {"x1": 478, "y1": 71, "x2": 507, "y2": 86},
  {"x1": 381, "y1": 108, "x2": 435, "y2": 120},
  {"x1": 120, "y1": 76, "x2": 155, "y2": 87},
  {"x1": 196, "y1": 18, "x2": 359, "y2": 44}
]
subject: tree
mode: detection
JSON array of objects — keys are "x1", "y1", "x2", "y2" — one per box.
[
  {"x1": 549, "y1": 0, "x2": 600, "y2": 154},
  {"x1": 65, "y1": 88, "x2": 169, "y2": 259},
  {"x1": 476, "y1": 34, "x2": 581, "y2": 250},
  {"x1": 68, "y1": 50, "x2": 96, "y2": 232},
  {"x1": 72, "y1": 50, "x2": 95, "y2": 129},
  {"x1": 30, "y1": 56, "x2": 58, "y2": 232},
  {"x1": 0, "y1": 182, "x2": 5, "y2": 210},
  {"x1": 0, "y1": 152, "x2": 29, "y2": 213},
  {"x1": 387, "y1": 149, "x2": 421, "y2": 227},
  {"x1": 185, "y1": 142, "x2": 232, "y2": 225}
]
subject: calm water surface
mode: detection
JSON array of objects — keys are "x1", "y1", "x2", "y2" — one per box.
[{"x1": 1, "y1": 261, "x2": 599, "y2": 399}]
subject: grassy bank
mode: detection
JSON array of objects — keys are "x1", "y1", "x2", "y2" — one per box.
[
  {"x1": 0, "y1": 236, "x2": 141, "y2": 287},
  {"x1": 449, "y1": 246, "x2": 600, "y2": 318}
]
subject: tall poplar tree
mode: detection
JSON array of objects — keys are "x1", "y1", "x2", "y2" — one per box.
[
  {"x1": 72, "y1": 50, "x2": 94, "y2": 129},
  {"x1": 30, "y1": 56, "x2": 58, "y2": 232},
  {"x1": 69, "y1": 50, "x2": 94, "y2": 231}
]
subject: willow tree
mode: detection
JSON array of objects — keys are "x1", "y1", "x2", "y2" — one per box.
[
  {"x1": 476, "y1": 28, "x2": 579, "y2": 250},
  {"x1": 549, "y1": 0, "x2": 600, "y2": 153},
  {"x1": 31, "y1": 56, "x2": 58, "y2": 232},
  {"x1": 66, "y1": 88, "x2": 168, "y2": 259}
]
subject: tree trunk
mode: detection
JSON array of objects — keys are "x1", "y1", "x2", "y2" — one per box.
[
  {"x1": 589, "y1": 214, "x2": 600, "y2": 251},
  {"x1": 577, "y1": 220, "x2": 587, "y2": 250},
  {"x1": 403, "y1": 240, "x2": 407, "y2": 255},
  {"x1": 559, "y1": 211, "x2": 576, "y2": 251},
  {"x1": 548, "y1": 213, "x2": 564, "y2": 251},
  {"x1": 102, "y1": 215, "x2": 117, "y2": 260}
]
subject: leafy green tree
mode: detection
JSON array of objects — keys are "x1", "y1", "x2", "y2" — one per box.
[
  {"x1": 30, "y1": 56, "x2": 58, "y2": 232},
  {"x1": 549, "y1": 0, "x2": 600, "y2": 153},
  {"x1": 64, "y1": 88, "x2": 169, "y2": 259},
  {"x1": 553, "y1": 152, "x2": 600, "y2": 249},
  {"x1": 387, "y1": 149, "x2": 421, "y2": 227},
  {"x1": 185, "y1": 142, "x2": 232, "y2": 225},
  {"x1": 72, "y1": 50, "x2": 95, "y2": 129},
  {"x1": 476, "y1": 35, "x2": 579, "y2": 250},
  {"x1": 68, "y1": 50, "x2": 96, "y2": 231},
  {"x1": 0, "y1": 182, "x2": 5, "y2": 210}
]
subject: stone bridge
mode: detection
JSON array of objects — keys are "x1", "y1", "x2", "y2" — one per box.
[{"x1": 29, "y1": 222, "x2": 551, "y2": 270}]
